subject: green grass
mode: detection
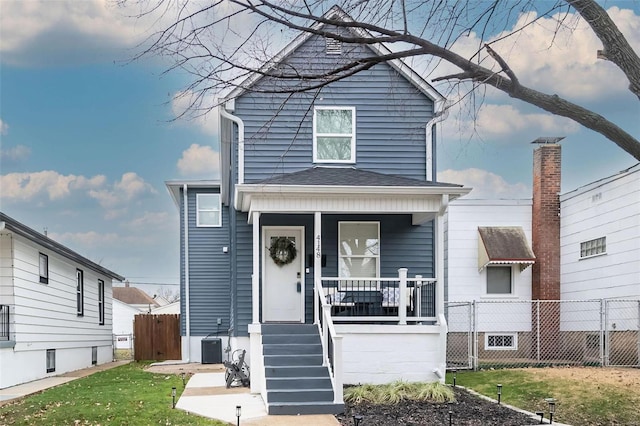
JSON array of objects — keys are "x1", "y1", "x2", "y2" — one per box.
[
  {"x1": 0, "y1": 362, "x2": 226, "y2": 426},
  {"x1": 344, "y1": 381, "x2": 455, "y2": 405},
  {"x1": 448, "y1": 369, "x2": 640, "y2": 425}
]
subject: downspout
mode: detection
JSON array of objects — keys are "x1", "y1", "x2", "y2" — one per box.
[
  {"x1": 220, "y1": 102, "x2": 245, "y2": 184},
  {"x1": 425, "y1": 100, "x2": 449, "y2": 182},
  {"x1": 183, "y1": 183, "x2": 191, "y2": 362}
]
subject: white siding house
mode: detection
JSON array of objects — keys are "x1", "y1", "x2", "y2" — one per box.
[
  {"x1": 0, "y1": 213, "x2": 124, "y2": 389},
  {"x1": 560, "y1": 163, "x2": 640, "y2": 301}
]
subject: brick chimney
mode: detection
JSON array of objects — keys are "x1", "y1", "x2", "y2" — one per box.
[
  {"x1": 531, "y1": 143, "x2": 561, "y2": 360},
  {"x1": 531, "y1": 144, "x2": 561, "y2": 300}
]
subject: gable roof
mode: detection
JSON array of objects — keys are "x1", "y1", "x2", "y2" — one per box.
[
  {"x1": 223, "y1": 5, "x2": 444, "y2": 106},
  {"x1": 478, "y1": 226, "x2": 536, "y2": 271},
  {"x1": 0, "y1": 212, "x2": 124, "y2": 281},
  {"x1": 255, "y1": 166, "x2": 461, "y2": 187},
  {"x1": 113, "y1": 286, "x2": 159, "y2": 306}
]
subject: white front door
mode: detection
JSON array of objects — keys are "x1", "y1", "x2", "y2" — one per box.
[{"x1": 263, "y1": 227, "x2": 305, "y2": 323}]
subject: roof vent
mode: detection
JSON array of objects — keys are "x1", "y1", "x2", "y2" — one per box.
[{"x1": 325, "y1": 37, "x2": 342, "y2": 55}]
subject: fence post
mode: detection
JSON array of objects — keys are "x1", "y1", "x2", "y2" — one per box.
[
  {"x1": 472, "y1": 301, "x2": 478, "y2": 371},
  {"x1": 599, "y1": 299, "x2": 605, "y2": 367},
  {"x1": 604, "y1": 299, "x2": 610, "y2": 367},
  {"x1": 398, "y1": 268, "x2": 408, "y2": 325},
  {"x1": 536, "y1": 300, "x2": 541, "y2": 362},
  {"x1": 415, "y1": 275, "x2": 422, "y2": 318}
]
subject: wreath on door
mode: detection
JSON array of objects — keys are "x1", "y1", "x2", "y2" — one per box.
[{"x1": 269, "y1": 237, "x2": 297, "y2": 266}]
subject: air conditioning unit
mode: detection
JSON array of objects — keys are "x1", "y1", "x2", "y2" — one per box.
[{"x1": 201, "y1": 336, "x2": 222, "y2": 364}]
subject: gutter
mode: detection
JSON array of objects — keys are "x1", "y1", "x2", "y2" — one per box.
[
  {"x1": 220, "y1": 102, "x2": 245, "y2": 185},
  {"x1": 425, "y1": 99, "x2": 449, "y2": 182},
  {"x1": 183, "y1": 183, "x2": 191, "y2": 363}
]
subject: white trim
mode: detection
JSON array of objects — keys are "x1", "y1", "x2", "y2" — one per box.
[
  {"x1": 485, "y1": 333, "x2": 518, "y2": 351},
  {"x1": 196, "y1": 193, "x2": 222, "y2": 227},
  {"x1": 338, "y1": 221, "x2": 380, "y2": 279},
  {"x1": 183, "y1": 184, "x2": 191, "y2": 362},
  {"x1": 313, "y1": 106, "x2": 356, "y2": 164},
  {"x1": 220, "y1": 107, "x2": 245, "y2": 185},
  {"x1": 579, "y1": 236, "x2": 607, "y2": 259},
  {"x1": 262, "y1": 226, "x2": 305, "y2": 323}
]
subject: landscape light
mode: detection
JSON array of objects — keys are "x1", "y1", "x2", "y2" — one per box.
[
  {"x1": 236, "y1": 405, "x2": 241, "y2": 426},
  {"x1": 171, "y1": 386, "x2": 176, "y2": 409},
  {"x1": 535, "y1": 411, "x2": 545, "y2": 424},
  {"x1": 545, "y1": 398, "x2": 556, "y2": 424},
  {"x1": 181, "y1": 372, "x2": 186, "y2": 386},
  {"x1": 453, "y1": 369, "x2": 457, "y2": 387},
  {"x1": 448, "y1": 409, "x2": 453, "y2": 426},
  {"x1": 497, "y1": 384, "x2": 502, "y2": 404},
  {"x1": 353, "y1": 414, "x2": 363, "y2": 426}
]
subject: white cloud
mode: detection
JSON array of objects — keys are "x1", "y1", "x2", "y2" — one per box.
[
  {"x1": 171, "y1": 90, "x2": 220, "y2": 136},
  {"x1": 0, "y1": 171, "x2": 105, "y2": 201},
  {"x1": 128, "y1": 211, "x2": 171, "y2": 229},
  {"x1": 177, "y1": 144, "x2": 220, "y2": 178},
  {"x1": 88, "y1": 172, "x2": 157, "y2": 209},
  {"x1": 0, "y1": 118, "x2": 8, "y2": 135},
  {"x1": 439, "y1": 168, "x2": 530, "y2": 199},
  {"x1": 0, "y1": 145, "x2": 31, "y2": 162},
  {"x1": 49, "y1": 230, "x2": 121, "y2": 248}
]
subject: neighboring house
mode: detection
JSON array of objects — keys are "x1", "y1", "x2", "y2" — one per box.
[
  {"x1": 0, "y1": 212, "x2": 124, "y2": 389},
  {"x1": 113, "y1": 284, "x2": 159, "y2": 312},
  {"x1": 151, "y1": 301, "x2": 180, "y2": 314},
  {"x1": 112, "y1": 299, "x2": 140, "y2": 350},
  {"x1": 445, "y1": 144, "x2": 640, "y2": 368},
  {"x1": 166, "y1": 6, "x2": 470, "y2": 414}
]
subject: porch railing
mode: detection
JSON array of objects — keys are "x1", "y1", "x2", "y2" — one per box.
[
  {"x1": 320, "y1": 270, "x2": 437, "y2": 324},
  {"x1": 314, "y1": 281, "x2": 343, "y2": 404},
  {"x1": 0, "y1": 305, "x2": 9, "y2": 341}
]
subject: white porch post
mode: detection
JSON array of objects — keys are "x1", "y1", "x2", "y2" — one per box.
[
  {"x1": 314, "y1": 212, "x2": 322, "y2": 324},
  {"x1": 252, "y1": 211, "x2": 260, "y2": 324},
  {"x1": 436, "y1": 195, "x2": 448, "y2": 325},
  {"x1": 398, "y1": 268, "x2": 408, "y2": 325}
]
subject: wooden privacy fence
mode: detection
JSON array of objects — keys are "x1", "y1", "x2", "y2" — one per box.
[{"x1": 134, "y1": 314, "x2": 181, "y2": 361}]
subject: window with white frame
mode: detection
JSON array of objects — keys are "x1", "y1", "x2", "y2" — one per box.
[
  {"x1": 76, "y1": 269, "x2": 84, "y2": 316},
  {"x1": 580, "y1": 236, "x2": 606, "y2": 258},
  {"x1": 338, "y1": 222, "x2": 379, "y2": 279},
  {"x1": 39, "y1": 253, "x2": 48, "y2": 284},
  {"x1": 98, "y1": 279, "x2": 105, "y2": 325},
  {"x1": 485, "y1": 333, "x2": 517, "y2": 350},
  {"x1": 196, "y1": 193, "x2": 221, "y2": 227},
  {"x1": 92, "y1": 346, "x2": 98, "y2": 365},
  {"x1": 313, "y1": 107, "x2": 356, "y2": 163},
  {"x1": 486, "y1": 266, "x2": 513, "y2": 295},
  {"x1": 46, "y1": 349, "x2": 56, "y2": 373}
]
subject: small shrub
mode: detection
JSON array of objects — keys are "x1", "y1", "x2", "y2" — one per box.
[{"x1": 344, "y1": 381, "x2": 455, "y2": 405}]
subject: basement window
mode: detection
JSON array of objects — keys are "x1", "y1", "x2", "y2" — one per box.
[
  {"x1": 46, "y1": 349, "x2": 56, "y2": 373},
  {"x1": 485, "y1": 333, "x2": 517, "y2": 350},
  {"x1": 92, "y1": 346, "x2": 98, "y2": 365},
  {"x1": 580, "y1": 237, "x2": 606, "y2": 259}
]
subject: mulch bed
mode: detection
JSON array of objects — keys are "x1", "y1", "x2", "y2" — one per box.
[{"x1": 336, "y1": 388, "x2": 542, "y2": 425}]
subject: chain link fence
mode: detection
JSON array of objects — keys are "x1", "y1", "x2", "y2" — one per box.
[
  {"x1": 113, "y1": 334, "x2": 134, "y2": 361},
  {"x1": 446, "y1": 299, "x2": 640, "y2": 370}
]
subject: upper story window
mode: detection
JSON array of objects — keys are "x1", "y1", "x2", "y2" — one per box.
[
  {"x1": 76, "y1": 269, "x2": 84, "y2": 316},
  {"x1": 580, "y1": 236, "x2": 606, "y2": 258},
  {"x1": 338, "y1": 222, "x2": 380, "y2": 279},
  {"x1": 39, "y1": 253, "x2": 49, "y2": 284},
  {"x1": 486, "y1": 266, "x2": 513, "y2": 295},
  {"x1": 196, "y1": 193, "x2": 221, "y2": 227},
  {"x1": 313, "y1": 107, "x2": 356, "y2": 163}
]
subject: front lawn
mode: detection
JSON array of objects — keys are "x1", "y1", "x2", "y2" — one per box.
[
  {"x1": 450, "y1": 367, "x2": 640, "y2": 425},
  {"x1": 0, "y1": 362, "x2": 226, "y2": 425}
]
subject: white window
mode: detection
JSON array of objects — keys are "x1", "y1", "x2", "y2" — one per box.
[
  {"x1": 98, "y1": 279, "x2": 105, "y2": 325},
  {"x1": 196, "y1": 193, "x2": 222, "y2": 227},
  {"x1": 39, "y1": 253, "x2": 48, "y2": 284},
  {"x1": 46, "y1": 349, "x2": 56, "y2": 373},
  {"x1": 580, "y1": 237, "x2": 606, "y2": 258},
  {"x1": 486, "y1": 266, "x2": 513, "y2": 295},
  {"x1": 313, "y1": 107, "x2": 356, "y2": 163},
  {"x1": 92, "y1": 346, "x2": 98, "y2": 365},
  {"x1": 338, "y1": 222, "x2": 379, "y2": 279},
  {"x1": 485, "y1": 333, "x2": 517, "y2": 350},
  {"x1": 76, "y1": 269, "x2": 84, "y2": 316}
]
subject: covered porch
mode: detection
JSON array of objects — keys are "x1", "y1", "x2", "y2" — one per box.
[{"x1": 234, "y1": 167, "x2": 470, "y2": 406}]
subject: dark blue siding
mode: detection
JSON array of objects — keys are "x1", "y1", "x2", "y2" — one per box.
[
  {"x1": 236, "y1": 29, "x2": 434, "y2": 183},
  {"x1": 182, "y1": 188, "x2": 231, "y2": 336},
  {"x1": 233, "y1": 210, "x2": 253, "y2": 336}
]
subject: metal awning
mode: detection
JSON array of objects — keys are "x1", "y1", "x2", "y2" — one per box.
[{"x1": 478, "y1": 226, "x2": 535, "y2": 271}]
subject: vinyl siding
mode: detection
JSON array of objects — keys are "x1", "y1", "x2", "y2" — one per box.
[
  {"x1": 182, "y1": 187, "x2": 232, "y2": 335},
  {"x1": 233, "y1": 210, "x2": 253, "y2": 336},
  {"x1": 235, "y1": 28, "x2": 434, "y2": 183}
]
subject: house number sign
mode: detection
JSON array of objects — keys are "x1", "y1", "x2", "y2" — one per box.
[{"x1": 315, "y1": 234, "x2": 321, "y2": 258}]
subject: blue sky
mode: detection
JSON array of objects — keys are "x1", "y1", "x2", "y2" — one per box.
[{"x1": 1, "y1": 1, "x2": 638, "y2": 294}]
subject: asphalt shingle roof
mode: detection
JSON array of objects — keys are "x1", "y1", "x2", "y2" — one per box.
[{"x1": 253, "y1": 167, "x2": 463, "y2": 188}]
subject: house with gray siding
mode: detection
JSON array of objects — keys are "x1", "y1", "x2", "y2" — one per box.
[{"x1": 167, "y1": 6, "x2": 470, "y2": 415}]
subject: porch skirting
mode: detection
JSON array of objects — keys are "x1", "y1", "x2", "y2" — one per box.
[{"x1": 335, "y1": 324, "x2": 447, "y2": 385}]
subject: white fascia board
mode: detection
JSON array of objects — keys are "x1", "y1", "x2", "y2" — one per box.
[{"x1": 165, "y1": 180, "x2": 222, "y2": 208}]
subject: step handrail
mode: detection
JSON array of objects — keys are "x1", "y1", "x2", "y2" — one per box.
[{"x1": 315, "y1": 280, "x2": 343, "y2": 404}]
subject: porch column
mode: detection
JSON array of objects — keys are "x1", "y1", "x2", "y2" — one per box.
[
  {"x1": 436, "y1": 195, "x2": 448, "y2": 326},
  {"x1": 314, "y1": 211, "x2": 322, "y2": 324},
  {"x1": 252, "y1": 211, "x2": 260, "y2": 324}
]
